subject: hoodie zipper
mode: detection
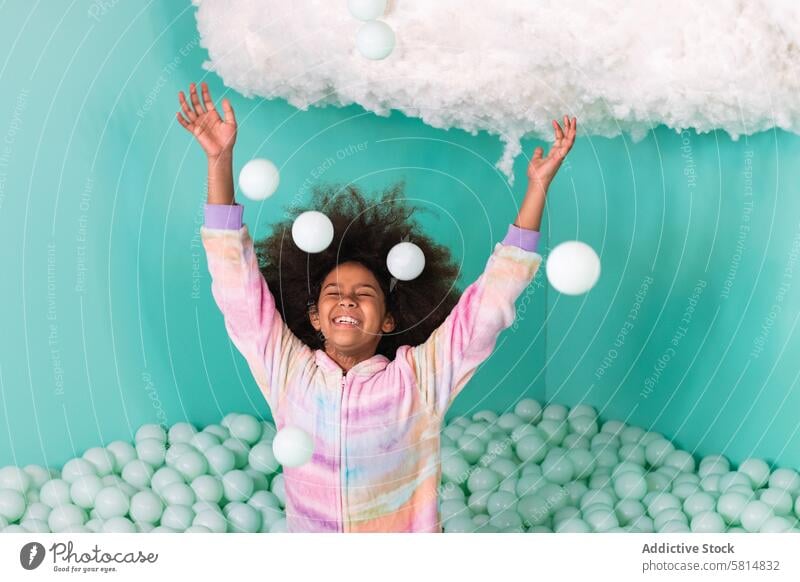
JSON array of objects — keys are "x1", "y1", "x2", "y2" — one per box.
[{"x1": 339, "y1": 371, "x2": 346, "y2": 533}]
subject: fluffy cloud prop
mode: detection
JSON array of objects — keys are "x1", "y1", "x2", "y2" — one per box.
[{"x1": 193, "y1": 0, "x2": 800, "y2": 182}]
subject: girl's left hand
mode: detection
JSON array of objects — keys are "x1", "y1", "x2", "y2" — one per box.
[{"x1": 527, "y1": 116, "x2": 577, "y2": 194}]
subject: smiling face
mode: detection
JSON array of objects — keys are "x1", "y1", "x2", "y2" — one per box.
[{"x1": 308, "y1": 261, "x2": 396, "y2": 362}]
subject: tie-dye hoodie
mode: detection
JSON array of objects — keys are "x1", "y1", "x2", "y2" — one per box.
[{"x1": 200, "y1": 203, "x2": 542, "y2": 533}]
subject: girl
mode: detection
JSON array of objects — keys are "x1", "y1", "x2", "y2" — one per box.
[{"x1": 177, "y1": 82, "x2": 576, "y2": 533}]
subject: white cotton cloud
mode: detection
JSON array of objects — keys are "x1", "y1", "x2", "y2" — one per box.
[{"x1": 192, "y1": 0, "x2": 800, "y2": 183}]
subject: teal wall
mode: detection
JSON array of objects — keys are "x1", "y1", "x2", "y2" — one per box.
[{"x1": 0, "y1": 2, "x2": 797, "y2": 470}]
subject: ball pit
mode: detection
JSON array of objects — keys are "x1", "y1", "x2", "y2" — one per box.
[{"x1": 2, "y1": 404, "x2": 800, "y2": 533}]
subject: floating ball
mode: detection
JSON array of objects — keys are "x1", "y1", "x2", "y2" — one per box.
[
  {"x1": 356, "y1": 20, "x2": 395, "y2": 60},
  {"x1": 238, "y1": 158, "x2": 280, "y2": 201},
  {"x1": 348, "y1": 0, "x2": 387, "y2": 21},
  {"x1": 545, "y1": 240, "x2": 601, "y2": 295},
  {"x1": 386, "y1": 241, "x2": 425, "y2": 281},
  {"x1": 291, "y1": 211, "x2": 334, "y2": 253},
  {"x1": 272, "y1": 426, "x2": 314, "y2": 468}
]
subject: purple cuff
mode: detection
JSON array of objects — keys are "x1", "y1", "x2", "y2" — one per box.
[
  {"x1": 204, "y1": 203, "x2": 243, "y2": 230},
  {"x1": 502, "y1": 223, "x2": 540, "y2": 252}
]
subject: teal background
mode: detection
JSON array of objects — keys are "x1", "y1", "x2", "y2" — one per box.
[{"x1": 0, "y1": 2, "x2": 798, "y2": 471}]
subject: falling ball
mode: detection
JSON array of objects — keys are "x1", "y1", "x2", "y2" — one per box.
[
  {"x1": 545, "y1": 240, "x2": 601, "y2": 295},
  {"x1": 387, "y1": 241, "x2": 425, "y2": 281},
  {"x1": 356, "y1": 21, "x2": 395, "y2": 60},
  {"x1": 272, "y1": 426, "x2": 314, "y2": 468},
  {"x1": 348, "y1": 0, "x2": 387, "y2": 20},
  {"x1": 291, "y1": 211, "x2": 334, "y2": 253},
  {"x1": 238, "y1": 158, "x2": 280, "y2": 201}
]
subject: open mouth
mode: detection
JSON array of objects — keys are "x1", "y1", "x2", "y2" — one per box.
[{"x1": 332, "y1": 315, "x2": 361, "y2": 328}]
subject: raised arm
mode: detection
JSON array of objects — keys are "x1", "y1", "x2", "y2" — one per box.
[
  {"x1": 178, "y1": 82, "x2": 311, "y2": 412},
  {"x1": 408, "y1": 116, "x2": 577, "y2": 419}
]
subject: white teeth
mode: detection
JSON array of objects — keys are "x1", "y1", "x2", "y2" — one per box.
[{"x1": 334, "y1": 316, "x2": 359, "y2": 325}]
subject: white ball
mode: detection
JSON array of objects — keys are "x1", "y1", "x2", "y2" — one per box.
[
  {"x1": 356, "y1": 20, "x2": 395, "y2": 60},
  {"x1": 272, "y1": 426, "x2": 314, "y2": 468},
  {"x1": 238, "y1": 158, "x2": 280, "y2": 201},
  {"x1": 387, "y1": 242, "x2": 425, "y2": 281},
  {"x1": 545, "y1": 240, "x2": 601, "y2": 295},
  {"x1": 292, "y1": 211, "x2": 334, "y2": 253},
  {"x1": 348, "y1": 0, "x2": 387, "y2": 21}
]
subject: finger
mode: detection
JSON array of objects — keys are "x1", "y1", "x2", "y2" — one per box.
[
  {"x1": 201, "y1": 82, "x2": 217, "y2": 115},
  {"x1": 176, "y1": 111, "x2": 192, "y2": 130},
  {"x1": 532, "y1": 146, "x2": 544, "y2": 160},
  {"x1": 553, "y1": 119, "x2": 564, "y2": 140},
  {"x1": 189, "y1": 82, "x2": 206, "y2": 114},
  {"x1": 221, "y1": 98, "x2": 236, "y2": 125},
  {"x1": 178, "y1": 92, "x2": 196, "y2": 120}
]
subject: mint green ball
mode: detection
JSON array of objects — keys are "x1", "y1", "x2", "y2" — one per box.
[
  {"x1": 443, "y1": 515, "x2": 477, "y2": 532},
  {"x1": 165, "y1": 443, "x2": 196, "y2": 467},
  {"x1": 270, "y1": 474, "x2": 285, "y2": 507},
  {"x1": 691, "y1": 511, "x2": 725, "y2": 532},
  {"x1": 203, "y1": 424, "x2": 230, "y2": 441},
  {"x1": 0, "y1": 489, "x2": 26, "y2": 521},
  {"x1": 130, "y1": 490, "x2": 164, "y2": 524},
  {"x1": 136, "y1": 424, "x2": 167, "y2": 443},
  {"x1": 102, "y1": 517, "x2": 136, "y2": 533},
  {"x1": 569, "y1": 415, "x2": 598, "y2": 438},
  {"x1": 205, "y1": 445, "x2": 236, "y2": 476},
  {"x1": 121, "y1": 460, "x2": 154, "y2": 489},
  {"x1": 541, "y1": 451, "x2": 574, "y2": 484},
  {"x1": 759, "y1": 488, "x2": 793, "y2": 516},
  {"x1": 585, "y1": 507, "x2": 619, "y2": 532},
  {"x1": 660, "y1": 520, "x2": 691, "y2": 532},
  {"x1": 222, "y1": 470, "x2": 254, "y2": 502},
  {"x1": 467, "y1": 468, "x2": 500, "y2": 493},
  {"x1": 61, "y1": 458, "x2": 98, "y2": 483},
  {"x1": 190, "y1": 432, "x2": 221, "y2": 453},
  {"x1": 457, "y1": 434, "x2": 486, "y2": 464},
  {"x1": 615, "y1": 499, "x2": 645, "y2": 525},
  {"x1": 150, "y1": 467, "x2": 184, "y2": 495},
  {"x1": 489, "y1": 509, "x2": 523, "y2": 530},
  {"x1": 514, "y1": 399, "x2": 542, "y2": 423},
  {"x1": 191, "y1": 475, "x2": 224, "y2": 504},
  {"x1": 194, "y1": 510, "x2": 228, "y2": 533},
  {"x1": 663, "y1": 450, "x2": 695, "y2": 473},
  {"x1": 718, "y1": 471, "x2": 752, "y2": 493},
  {"x1": 741, "y1": 500, "x2": 773, "y2": 532},
  {"x1": 136, "y1": 438, "x2": 167, "y2": 468},
  {"x1": 69, "y1": 475, "x2": 104, "y2": 509},
  {"x1": 654, "y1": 508, "x2": 688, "y2": 530},
  {"x1": 618, "y1": 444, "x2": 646, "y2": 465},
  {"x1": 94, "y1": 487, "x2": 130, "y2": 519},
  {"x1": 515, "y1": 473, "x2": 545, "y2": 498},
  {"x1": 0, "y1": 466, "x2": 32, "y2": 494},
  {"x1": 23, "y1": 502, "x2": 51, "y2": 522},
  {"x1": 759, "y1": 515, "x2": 793, "y2": 532},
  {"x1": 698, "y1": 455, "x2": 730, "y2": 478},
  {"x1": 738, "y1": 458, "x2": 770, "y2": 488},
  {"x1": 174, "y1": 451, "x2": 209, "y2": 481},
  {"x1": 106, "y1": 441, "x2": 137, "y2": 468},
  {"x1": 700, "y1": 474, "x2": 721, "y2": 493},
  {"x1": 717, "y1": 491, "x2": 748, "y2": 525},
  {"x1": 168, "y1": 422, "x2": 198, "y2": 445},
  {"x1": 486, "y1": 491, "x2": 516, "y2": 516},
  {"x1": 40, "y1": 479, "x2": 71, "y2": 507},
  {"x1": 613, "y1": 471, "x2": 647, "y2": 500},
  {"x1": 248, "y1": 442, "x2": 280, "y2": 474},
  {"x1": 229, "y1": 414, "x2": 263, "y2": 445},
  {"x1": 537, "y1": 419, "x2": 567, "y2": 445},
  {"x1": 515, "y1": 434, "x2": 547, "y2": 463},
  {"x1": 683, "y1": 491, "x2": 716, "y2": 517},
  {"x1": 517, "y1": 494, "x2": 550, "y2": 527},
  {"x1": 467, "y1": 490, "x2": 493, "y2": 514},
  {"x1": 553, "y1": 506, "x2": 581, "y2": 526},
  {"x1": 769, "y1": 468, "x2": 800, "y2": 494},
  {"x1": 48, "y1": 503, "x2": 87, "y2": 532},
  {"x1": 83, "y1": 447, "x2": 116, "y2": 477},
  {"x1": 644, "y1": 439, "x2": 674, "y2": 468},
  {"x1": 223, "y1": 438, "x2": 250, "y2": 469},
  {"x1": 555, "y1": 518, "x2": 591, "y2": 532},
  {"x1": 20, "y1": 519, "x2": 49, "y2": 533},
  {"x1": 647, "y1": 492, "x2": 681, "y2": 517},
  {"x1": 162, "y1": 482, "x2": 196, "y2": 506},
  {"x1": 161, "y1": 505, "x2": 195, "y2": 531}
]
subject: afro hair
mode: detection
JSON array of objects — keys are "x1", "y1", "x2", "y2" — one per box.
[{"x1": 253, "y1": 181, "x2": 462, "y2": 359}]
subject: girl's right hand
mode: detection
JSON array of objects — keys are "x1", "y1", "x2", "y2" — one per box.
[{"x1": 177, "y1": 82, "x2": 237, "y2": 159}]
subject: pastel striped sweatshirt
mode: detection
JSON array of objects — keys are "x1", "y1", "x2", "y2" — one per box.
[{"x1": 200, "y1": 203, "x2": 542, "y2": 533}]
